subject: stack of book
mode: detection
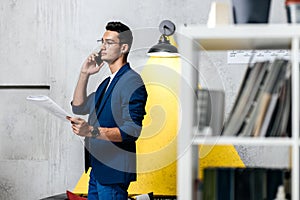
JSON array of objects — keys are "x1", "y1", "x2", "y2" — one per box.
[
  {"x1": 197, "y1": 89, "x2": 225, "y2": 136},
  {"x1": 221, "y1": 59, "x2": 291, "y2": 137},
  {"x1": 201, "y1": 167, "x2": 291, "y2": 200}
]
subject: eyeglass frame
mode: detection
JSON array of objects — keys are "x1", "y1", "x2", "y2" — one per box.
[{"x1": 96, "y1": 39, "x2": 124, "y2": 48}]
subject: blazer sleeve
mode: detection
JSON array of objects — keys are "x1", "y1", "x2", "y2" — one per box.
[
  {"x1": 118, "y1": 77, "x2": 148, "y2": 142},
  {"x1": 71, "y1": 92, "x2": 95, "y2": 115}
]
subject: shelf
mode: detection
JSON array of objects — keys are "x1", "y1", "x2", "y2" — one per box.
[
  {"x1": 178, "y1": 24, "x2": 300, "y2": 50},
  {"x1": 176, "y1": 24, "x2": 300, "y2": 200},
  {"x1": 177, "y1": 24, "x2": 300, "y2": 200},
  {"x1": 192, "y1": 136, "x2": 295, "y2": 146}
]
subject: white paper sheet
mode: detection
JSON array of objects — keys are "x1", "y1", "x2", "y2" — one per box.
[{"x1": 26, "y1": 95, "x2": 71, "y2": 121}]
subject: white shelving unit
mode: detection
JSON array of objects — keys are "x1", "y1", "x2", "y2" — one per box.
[{"x1": 177, "y1": 24, "x2": 300, "y2": 200}]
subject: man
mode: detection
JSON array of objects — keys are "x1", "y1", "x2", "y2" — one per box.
[{"x1": 67, "y1": 21, "x2": 147, "y2": 200}]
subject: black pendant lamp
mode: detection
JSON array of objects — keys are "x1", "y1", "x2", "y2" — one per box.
[{"x1": 147, "y1": 20, "x2": 180, "y2": 57}]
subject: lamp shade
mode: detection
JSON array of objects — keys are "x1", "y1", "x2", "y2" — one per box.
[{"x1": 147, "y1": 41, "x2": 179, "y2": 57}]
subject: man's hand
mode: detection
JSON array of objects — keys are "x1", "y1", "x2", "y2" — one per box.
[
  {"x1": 66, "y1": 116, "x2": 92, "y2": 137},
  {"x1": 81, "y1": 52, "x2": 104, "y2": 76}
]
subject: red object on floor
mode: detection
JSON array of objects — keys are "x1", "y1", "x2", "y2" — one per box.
[{"x1": 66, "y1": 190, "x2": 87, "y2": 200}]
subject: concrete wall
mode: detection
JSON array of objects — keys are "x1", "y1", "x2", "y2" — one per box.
[{"x1": 0, "y1": 0, "x2": 288, "y2": 199}]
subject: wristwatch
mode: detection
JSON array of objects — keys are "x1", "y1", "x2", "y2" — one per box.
[{"x1": 91, "y1": 126, "x2": 100, "y2": 138}]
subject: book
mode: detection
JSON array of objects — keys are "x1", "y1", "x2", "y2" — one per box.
[
  {"x1": 222, "y1": 61, "x2": 269, "y2": 136},
  {"x1": 252, "y1": 168, "x2": 267, "y2": 200},
  {"x1": 258, "y1": 94, "x2": 279, "y2": 137},
  {"x1": 266, "y1": 76, "x2": 291, "y2": 137},
  {"x1": 198, "y1": 89, "x2": 225, "y2": 135},
  {"x1": 236, "y1": 59, "x2": 290, "y2": 137},
  {"x1": 197, "y1": 89, "x2": 211, "y2": 132},
  {"x1": 234, "y1": 168, "x2": 251, "y2": 200},
  {"x1": 279, "y1": 78, "x2": 291, "y2": 137},
  {"x1": 202, "y1": 167, "x2": 290, "y2": 200},
  {"x1": 217, "y1": 168, "x2": 235, "y2": 200},
  {"x1": 266, "y1": 169, "x2": 285, "y2": 200},
  {"x1": 203, "y1": 167, "x2": 217, "y2": 200},
  {"x1": 251, "y1": 59, "x2": 288, "y2": 137}
]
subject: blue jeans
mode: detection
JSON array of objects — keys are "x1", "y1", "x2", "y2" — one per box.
[{"x1": 88, "y1": 170, "x2": 129, "y2": 200}]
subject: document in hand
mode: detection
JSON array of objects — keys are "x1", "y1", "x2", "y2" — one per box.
[{"x1": 26, "y1": 95, "x2": 71, "y2": 121}]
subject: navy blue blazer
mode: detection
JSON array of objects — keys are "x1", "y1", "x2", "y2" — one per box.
[{"x1": 72, "y1": 63, "x2": 147, "y2": 184}]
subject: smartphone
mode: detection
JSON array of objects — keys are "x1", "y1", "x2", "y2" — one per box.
[{"x1": 95, "y1": 50, "x2": 103, "y2": 66}]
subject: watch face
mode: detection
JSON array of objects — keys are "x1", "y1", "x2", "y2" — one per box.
[{"x1": 91, "y1": 127, "x2": 99, "y2": 138}]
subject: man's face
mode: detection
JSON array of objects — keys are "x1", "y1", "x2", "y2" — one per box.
[{"x1": 100, "y1": 30, "x2": 123, "y2": 63}]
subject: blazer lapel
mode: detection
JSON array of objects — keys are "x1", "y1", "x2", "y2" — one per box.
[{"x1": 96, "y1": 64, "x2": 131, "y2": 118}]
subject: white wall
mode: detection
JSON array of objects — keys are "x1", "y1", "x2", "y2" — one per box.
[{"x1": 0, "y1": 0, "x2": 288, "y2": 199}]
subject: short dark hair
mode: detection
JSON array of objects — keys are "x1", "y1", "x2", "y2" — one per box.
[{"x1": 106, "y1": 21, "x2": 133, "y2": 59}]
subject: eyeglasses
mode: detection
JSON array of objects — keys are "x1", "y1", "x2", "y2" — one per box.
[{"x1": 97, "y1": 39, "x2": 122, "y2": 48}]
